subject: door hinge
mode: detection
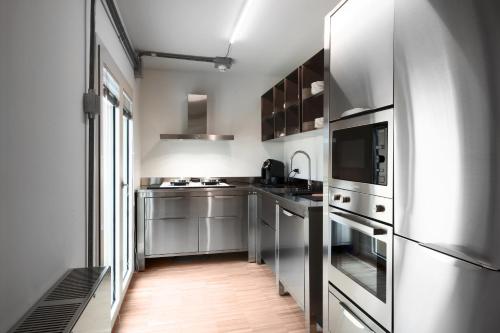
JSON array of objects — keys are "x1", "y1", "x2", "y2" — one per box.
[{"x1": 83, "y1": 90, "x2": 101, "y2": 118}]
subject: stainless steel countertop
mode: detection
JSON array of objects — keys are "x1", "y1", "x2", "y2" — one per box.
[{"x1": 137, "y1": 181, "x2": 323, "y2": 217}]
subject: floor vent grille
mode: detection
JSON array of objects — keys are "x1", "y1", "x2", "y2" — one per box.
[{"x1": 8, "y1": 267, "x2": 108, "y2": 333}]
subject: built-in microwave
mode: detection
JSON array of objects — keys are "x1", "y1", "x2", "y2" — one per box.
[{"x1": 329, "y1": 108, "x2": 393, "y2": 198}]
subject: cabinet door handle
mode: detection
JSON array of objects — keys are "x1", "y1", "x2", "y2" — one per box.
[
  {"x1": 214, "y1": 195, "x2": 237, "y2": 199},
  {"x1": 161, "y1": 196, "x2": 184, "y2": 200},
  {"x1": 340, "y1": 107, "x2": 370, "y2": 118},
  {"x1": 339, "y1": 302, "x2": 372, "y2": 331},
  {"x1": 281, "y1": 209, "x2": 295, "y2": 217}
]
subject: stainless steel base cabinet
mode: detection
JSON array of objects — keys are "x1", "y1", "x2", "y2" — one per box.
[
  {"x1": 394, "y1": 236, "x2": 500, "y2": 333},
  {"x1": 145, "y1": 218, "x2": 199, "y2": 255},
  {"x1": 328, "y1": 286, "x2": 385, "y2": 333},
  {"x1": 278, "y1": 207, "x2": 305, "y2": 310},
  {"x1": 260, "y1": 220, "x2": 276, "y2": 272},
  {"x1": 199, "y1": 217, "x2": 248, "y2": 252}
]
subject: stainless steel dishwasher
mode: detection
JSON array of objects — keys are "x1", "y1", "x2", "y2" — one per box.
[{"x1": 278, "y1": 206, "x2": 305, "y2": 310}]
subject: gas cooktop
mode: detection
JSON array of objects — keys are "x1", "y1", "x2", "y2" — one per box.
[{"x1": 158, "y1": 178, "x2": 235, "y2": 189}]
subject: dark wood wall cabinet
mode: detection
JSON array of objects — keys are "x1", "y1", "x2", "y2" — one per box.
[{"x1": 261, "y1": 49, "x2": 324, "y2": 141}]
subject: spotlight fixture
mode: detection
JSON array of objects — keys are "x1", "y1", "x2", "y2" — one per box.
[{"x1": 214, "y1": 57, "x2": 233, "y2": 72}]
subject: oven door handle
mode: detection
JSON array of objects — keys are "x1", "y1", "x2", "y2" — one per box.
[{"x1": 330, "y1": 212, "x2": 387, "y2": 236}]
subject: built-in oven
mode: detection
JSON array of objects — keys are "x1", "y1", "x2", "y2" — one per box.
[
  {"x1": 330, "y1": 108, "x2": 393, "y2": 198},
  {"x1": 328, "y1": 206, "x2": 392, "y2": 331}
]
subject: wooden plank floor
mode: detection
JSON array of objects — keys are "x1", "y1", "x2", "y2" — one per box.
[{"x1": 114, "y1": 253, "x2": 307, "y2": 333}]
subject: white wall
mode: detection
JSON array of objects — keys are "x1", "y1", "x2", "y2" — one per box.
[
  {"x1": 0, "y1": 1, "x2": 138, "y2": 330},
  {"x1": 0, "y1": 1, "x2": 86, "y2": 331},
  {"x1": 283, "y1": 133, "x2": 324, "y2": 181},
  {"x1": 139, "y1": 69, "x2": 283, "y2": 177}
]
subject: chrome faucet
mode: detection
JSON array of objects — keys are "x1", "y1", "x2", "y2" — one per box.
[{"x1": 290, "y1": 150, "x2": 312, "y2": 190}]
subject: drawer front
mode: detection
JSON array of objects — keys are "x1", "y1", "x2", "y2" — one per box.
[
  {"x1": 145, "y1": 197, "x2": 192, "y2": 219},
  {"x1": 261, "y1": 195, "x2": 277, "y2": 228},
  {"x1": 196, "y1": 195, "x2": 246, "y2": 218},
  {"x1": 328, "y1": 287, "x2": 385, "y2": 333},
  {"x1": 278, "y1": 207, "x2": 305, "y2": 309},
  {"x1": 260, "y1": 220, "x2": 276, "y2": 272},
  {"x1": 199, "y1": 217, "x2": 248, "y2": 252},
  {"x1": 145, "y1": 218, "x2": 198, "y2": 255}
]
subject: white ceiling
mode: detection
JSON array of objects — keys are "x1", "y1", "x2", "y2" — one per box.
[{"x1": 116, "y1": 0, "x2": 338, "y2": 76}]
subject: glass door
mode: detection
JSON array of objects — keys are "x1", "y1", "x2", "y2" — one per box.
[
  {"x1": 101, "y1": 68, "x2": 120, "y2": 306},
  {"x1": 100, "y1": 67, "x2": 134, "y2": 312},
  {"x1": 121, "y1": 93, "x2": 133, "y2": 281}
]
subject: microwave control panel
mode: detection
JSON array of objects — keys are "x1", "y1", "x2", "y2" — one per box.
[{"x1": 374, "y1": 125, "x2": 388, "y2": 185}]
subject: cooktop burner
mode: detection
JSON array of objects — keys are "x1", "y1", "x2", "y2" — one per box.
[
  {"x1": 201, "y1": 179, "x2": 219, "y2": 186},
  {"x1": 158, "y1": 178, "x2": 233, "y2": 188},
  {"x1": 170, "y1": 179, "x2": 189, "y2": 186}
]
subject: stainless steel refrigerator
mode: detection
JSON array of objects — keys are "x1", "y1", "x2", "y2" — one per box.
[{"x1": 394, "y1": 0, "x2": 500, "y2": 332}]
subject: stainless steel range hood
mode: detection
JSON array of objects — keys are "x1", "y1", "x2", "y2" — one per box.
[{"x1": 160, "y1": 94, "x2": 234, "y2": 141}]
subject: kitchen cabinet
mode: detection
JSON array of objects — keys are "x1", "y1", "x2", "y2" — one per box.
[
  {"x1": 196, "y1": 195, "x2": 246, "y2": 218},
  {"x1": 285, "y1": 69, "x2": 301, "y2": 135},
  {"x1": 278, "y1": 207, "x2": 305, "y2": 310},
  {"x1": 145, "y1": 196, "x2": 193, "y2": 219},
  {"x1": 261, "y1": 88, "x2": 274, "y2": 141},
  {"x1": 199, "y1": 217, "x2": 247, "y2": 252},
  {"x1": 261, "y1": 192, "x2": 277, "y2": 229},
  {"x1": 137, "y1": 190, "x2": 250, "y2": 270},
  {"x1": 145, "y1": 218, "x2": 198, "y2": 255},
  {"x1": 258, "y1": 193, "x2": 277, "y2": 272},
  {"x1": 301, "y1": 50, "x2": 324, "y2": 132},
  {"x1": 260, "y1": 221, "x2": 276, "y2": 272},
  {"x1": 261, "y1": 49, "x2": 324, "y2": 141},
  {"x1": 196, "y1": 195, "x2": 248, "y2": 252},
  {"x1": 329, "y1": 0, "x2": 393, "y2": 121},
  {"x1": 274, "y1": 80, "x2": 286, "y2": 138},
  {"x1": 328, "y1": 286, "x2": 385, "y2": 333}
]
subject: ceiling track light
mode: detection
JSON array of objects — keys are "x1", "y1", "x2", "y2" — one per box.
[
  {"x1": 138, "y1": 50, "x2": 233, "y2": 72},
  {"x1": 229, "y1": 0, "x2": 253, "y2": 44}
]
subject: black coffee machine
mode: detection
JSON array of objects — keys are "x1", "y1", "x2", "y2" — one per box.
[{"x1": 261, "y1": 159, "x2": 285, "y2": 185}]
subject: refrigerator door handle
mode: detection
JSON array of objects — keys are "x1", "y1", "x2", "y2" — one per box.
[{"x1": 418, "y1": 243, "x2": 500, "y2": 271}]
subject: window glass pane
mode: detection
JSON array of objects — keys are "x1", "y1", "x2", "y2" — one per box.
[
  {"x1": 102, "y1": 98, "x2": 116, "y2": 305},
  {"x1": 103, "y1": 67, "x2": 120, "y2": 97},
  {"x1": 122, "y1": 116, "x2": 129, "y2": 280}
]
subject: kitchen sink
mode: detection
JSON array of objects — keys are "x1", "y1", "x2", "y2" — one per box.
[
  {"x1": 297, "y1": 193, "x2": 323, "y2": 202},
  {"x1": 269, "y1": 187, "x2": 323, "y2": 201},
  {"x1": 270, "y1": 187, "x2": 312, "y2": 195}
]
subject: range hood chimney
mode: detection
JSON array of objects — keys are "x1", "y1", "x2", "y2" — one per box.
[{"x1": 160, "y1": 94, "x2": 234, "y2": 141}]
